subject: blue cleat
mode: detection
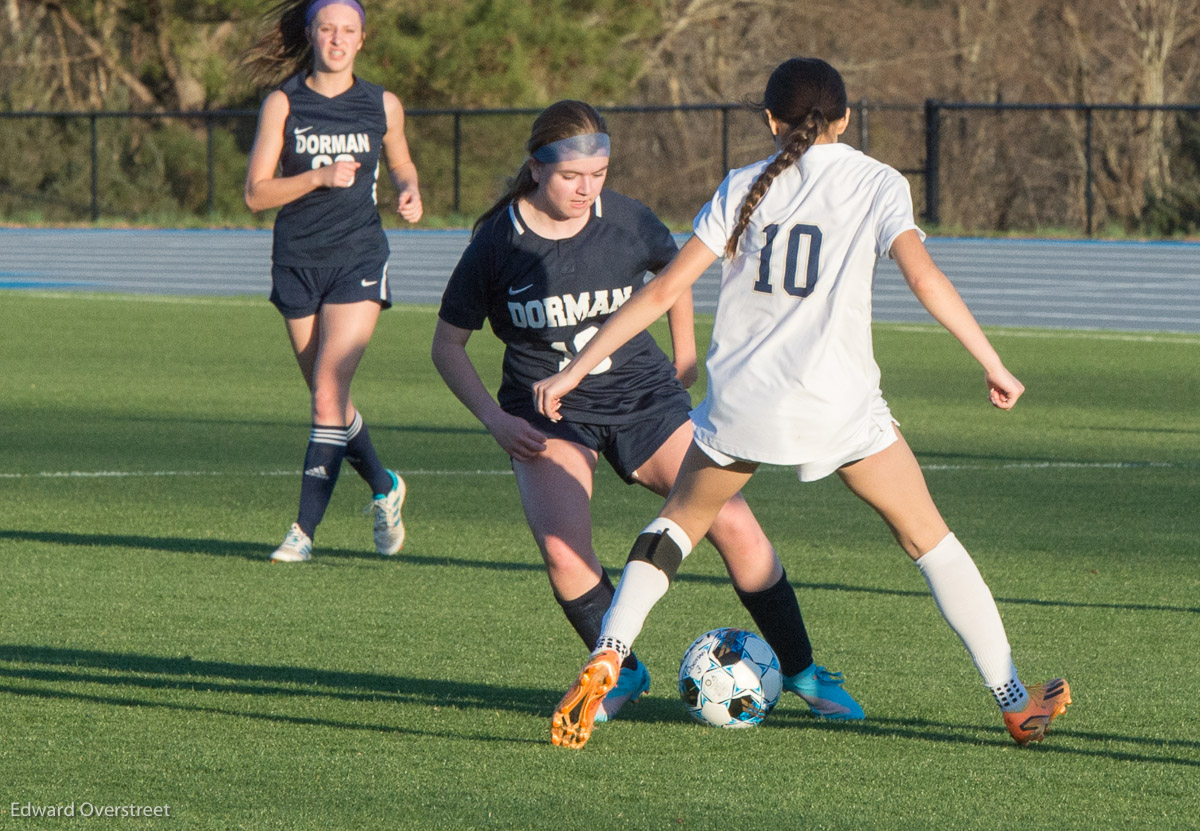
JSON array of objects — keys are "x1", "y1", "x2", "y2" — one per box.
[
  {"x1": 594, "y1": 661, "x2": 651, "y2": 724},
  {"x1": 782, "y1": 664, "x2": 864, "y2": 720}
]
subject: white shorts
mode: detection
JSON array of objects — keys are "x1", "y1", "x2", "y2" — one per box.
[{"x1": 694, "y1": 397, "x2": 900, "y2": 483}]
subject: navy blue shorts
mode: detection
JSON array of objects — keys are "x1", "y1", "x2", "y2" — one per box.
[
  {"x1": 270, "y1": 256, "x2": 392, "y2": 319},
  {"x1": 506, "y1": 390, "x2": 693, "y2": 483}
]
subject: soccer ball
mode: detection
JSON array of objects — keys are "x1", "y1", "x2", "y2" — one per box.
[{"x1": 678, "y1": 627, "x2": 782, "y2": 728}]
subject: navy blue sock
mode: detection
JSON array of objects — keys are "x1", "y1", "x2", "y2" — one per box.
[
  {"x1": 557, "y1": 571, "x2": 638, "y2": 672},
  {"x1": 734, "y1": 570, "x2": 813, "y2": 677},
  {"x1": 296, "y1": 424, "x2": 347, "y2": 538},
  {"x1": 344, "y1": 411, "x2": 393, "y2": 496}
]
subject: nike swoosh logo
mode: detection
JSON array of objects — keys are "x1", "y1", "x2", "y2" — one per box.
[
  {"x1": 294, "y1": 126, "x2": 314, "y2": 135},
  {"x1": 508, "y1": 284, "x2": 534, "y2": 296},
  {"x1": 361, "y1": 280, "x2": 379, "y2": 287}
]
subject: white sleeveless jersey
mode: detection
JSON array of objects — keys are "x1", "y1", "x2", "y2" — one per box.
[{"x1": 689, "y1": 142, "x2": 924, "y2": 465}]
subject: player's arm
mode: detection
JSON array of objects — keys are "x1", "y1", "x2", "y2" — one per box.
[
  {"x1": 891, "y1": 229, "x2": 1024, "y2": 409},
  {"x1": 430, "y1": 319, "x2": 546, "y2": 461},
  {"x1": 534, "y1": 235, "x2": 717, "y2": 420},
  {"x1": 665, "y1": 277, "x2": 698, "y2": 389},
  {"x1": 382, "y1": 91, "x2": 423, "y2": 223},
  {"x1": 244, "y1": 91, "x2": 358, "y2": 212}
]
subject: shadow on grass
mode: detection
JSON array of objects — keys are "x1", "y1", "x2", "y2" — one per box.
[
  {"x1": 0, "y1": 682, "x2": 544, "y2": 745},
  {"x1": 630, "y1": 697, "x2": 1200, "y2": 766},
  {"x1": 2, "y1": 645, "x2": 1197, "y2": 765},
  {"x1": 2, "y1": 529, "x2": 1197, "y2": 615},
  {"x1": 0, "y1": 529, "x2": 384, "y2": 563},
  {"x1": 0, "y1": 644, "x2": 550, "y2": 743}
]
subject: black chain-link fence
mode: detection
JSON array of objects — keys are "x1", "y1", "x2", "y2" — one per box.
[{"x1": 2, "y1": 101, "x2": 1197, "y2": 234}]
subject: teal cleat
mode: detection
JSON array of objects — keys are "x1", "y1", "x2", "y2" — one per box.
[
  {"x1": 782, "y1": 664, "x2": 864, "y2": 720},
  {"x1": 594, "y1": 661, "x2": 651, "y2": 724}
]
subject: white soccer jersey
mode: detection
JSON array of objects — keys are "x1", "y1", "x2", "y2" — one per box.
[{"x1": 689, "y1": 142, "x2": 924, "y2": 465}]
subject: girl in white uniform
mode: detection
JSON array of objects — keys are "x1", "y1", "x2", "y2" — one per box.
[{"x1": 536, "y1": 58, "x2": 1070, "y2": 749}]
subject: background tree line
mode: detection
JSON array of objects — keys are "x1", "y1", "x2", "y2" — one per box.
[{"x1": 2, "y1": 0, "x2": 1198, "y2": 233}]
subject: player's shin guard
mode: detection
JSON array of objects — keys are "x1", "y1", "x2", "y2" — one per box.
[
  {"x1": 915, "y1": 532, "x2": 1023, "y2": 701},
  {"x1": 734, "y1": 569, "x2": 814, "y2": 677},
  {"x1": 558, "y1": 571, "x2": 615, "y2": 645},
  {"x1": 597, "y1": 517, "x2": 694, "y2": 654},
  {"x1": 344, "y1": 410, "x2": 393, "y2": 496},
  {"x1": 296, "y1": 424, "x2": 348, "y2": 537}
]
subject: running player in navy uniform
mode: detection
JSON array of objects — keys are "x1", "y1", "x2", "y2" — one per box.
[
  {"x1": 432, "y1": 100, "x2": 860, "y2": 734},
  {"x1": 243, "y1": 0, "x2": 419, "y2": 562},
  {"x1": 536, "y1": 61, "x2": 1070, "y2": 749}
]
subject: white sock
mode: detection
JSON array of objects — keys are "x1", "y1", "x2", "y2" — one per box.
[
  {"x1": 596, "y1": 518, "x2": 694, "y2": 654},
  {"x1": 915, "y1": 532, "x2": 1027, "y2": 708}
]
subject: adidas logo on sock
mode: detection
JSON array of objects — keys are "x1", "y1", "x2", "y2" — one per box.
[{"x1": 304, "y1": 465, "x2": 330, "y2": 480}]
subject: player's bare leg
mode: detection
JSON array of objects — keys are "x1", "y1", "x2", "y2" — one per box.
[
  {"x1": 838, "y1": 430, "x2": 1070, "y2": 744},
  {"x1": 512, "y1": 438, "x2": 601, "y2": 600},
  {"x1": 274, "y1": 301, "x2": 381, "y2": 558},
  {"x1": 635, "y1": 425, "x2": 777, "y2": 593}
]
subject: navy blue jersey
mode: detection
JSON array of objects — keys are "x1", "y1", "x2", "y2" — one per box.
[
  {"x1": 439, "y1": 191, "x2": 686, "y2": 425},
  {"x1": 272, "y1": 73, "x2": 389, "y2": 267}
]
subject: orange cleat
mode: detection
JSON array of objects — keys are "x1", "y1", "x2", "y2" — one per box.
[
  {"x1": 1003, "y1": 678, "x2": 1072, "y2": 745},
  {"x1": 551, "y1": 649, "x2": 620, "y2": 749}
]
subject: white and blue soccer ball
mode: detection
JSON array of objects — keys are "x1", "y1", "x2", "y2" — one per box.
[{"x1": 678, "y1": 627, "x2": 782, "y2": 728}]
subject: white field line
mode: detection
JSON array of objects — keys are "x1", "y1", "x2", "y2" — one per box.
[
  {"x1": 884, "y1": 324, "x2": 1200, "y2": 345},
  {"x1": 7, "y1": 291, "x2": 445, "y2": 313},
  {"x1": 8, "y1": 293, "x2": 1198, "y2": 336},
  {"x1": 0, "y1": 460, "x2": 1190, "y2": 480}
]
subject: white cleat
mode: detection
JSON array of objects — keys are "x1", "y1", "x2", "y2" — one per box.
[
  {"x1": 270, "y1": 523, "x2": 312, "y2": 563},
  {"x1": 370, "y1": 471, "x2": 406, "y2": 556}
]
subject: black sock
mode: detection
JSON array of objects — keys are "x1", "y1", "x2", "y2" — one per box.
[
  {"x1": 296, "y1": 424, "x2": 347, "y2": 538},
  {"x1": 344, "y1": 411, "x2": 393, "y2": 496},
  {"x1": 734, "y1": 570, "x2": 813, "y2": 677},
  {"x1": 556, "y1": 571, "x2": 639, "y2": 671}
]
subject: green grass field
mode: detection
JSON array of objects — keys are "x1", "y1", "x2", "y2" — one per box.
[{"x1": 1, "y1": 291, "x2": 1198, "y2": 830}]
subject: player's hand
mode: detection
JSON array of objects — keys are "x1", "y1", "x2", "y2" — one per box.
[
  {"x1": 397, "y1": 188, "x2": 423, "y2": 223},
  {"x1": 985, "y1": 365, "x2": 1025, "y2": 410},
  {"x1": 532, "y1": 371, "x2": 578, "y2": 422},
  {"x1": 674, "y1": 358, "x2": 698, "y2": 390},
  {"x1": 488, "y1": 412, "x2": 547, "y2": 462},
  {"x1": 319, "y1": 160, "x2": 360, "y2": 188}
]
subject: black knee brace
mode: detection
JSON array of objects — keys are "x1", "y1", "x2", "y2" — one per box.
[{"x1": 627, "y1": 529, "x2": 684, "y2": 583}]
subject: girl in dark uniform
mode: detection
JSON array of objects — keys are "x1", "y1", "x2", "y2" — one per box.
[
  {"x1": 432, "y1": 101, "x2": 860, "y2": 735},
  {"x1": 243, "y1": 0, "x2": 420, "y2": 562}
]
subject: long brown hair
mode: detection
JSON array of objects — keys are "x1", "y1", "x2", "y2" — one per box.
[
  {"x1": 241, "y1": 0, "x2": 329, "y2": 88},
  {"x1": 473, "y1": 100, "x2": 609, "y2": 235},
  {"x1": 725, "y1": 58, "x2": 848, "y2": 257}
]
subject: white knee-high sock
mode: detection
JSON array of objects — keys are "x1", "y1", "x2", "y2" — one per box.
[
  {"x1": 916, "y1": 533, "x2": 1028, "y2": 709},
  {"x1": 596, "y1": 518, "x2": 694, "y2": 659}
]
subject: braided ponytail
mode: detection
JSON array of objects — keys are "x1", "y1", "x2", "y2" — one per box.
[
  {"x1": 724, "y1": 58, "x2": 847, "y2": 258},
  {"x1": 725, "y1": 112, "x2": 827, "y2": 257}
]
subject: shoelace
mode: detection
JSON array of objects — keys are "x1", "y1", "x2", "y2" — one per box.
[
  {"x1": 813, "y1": 666, "x2": 846, "y2": 687},
  {"x1": 364, "y1": 498, "x2": 398, "y2": 530}
]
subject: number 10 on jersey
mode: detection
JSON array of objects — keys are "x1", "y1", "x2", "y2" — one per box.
[{"x1": 752, "y1": 223, "x2": 822, "y2": 298}]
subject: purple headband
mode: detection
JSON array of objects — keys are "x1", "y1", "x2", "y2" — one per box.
[
  {"x1": 305, "y1": 0, "x2": 365, "y2": 27},
  {"x1": 531, "y1": 133, "x2": 611, "y2": 163}
]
